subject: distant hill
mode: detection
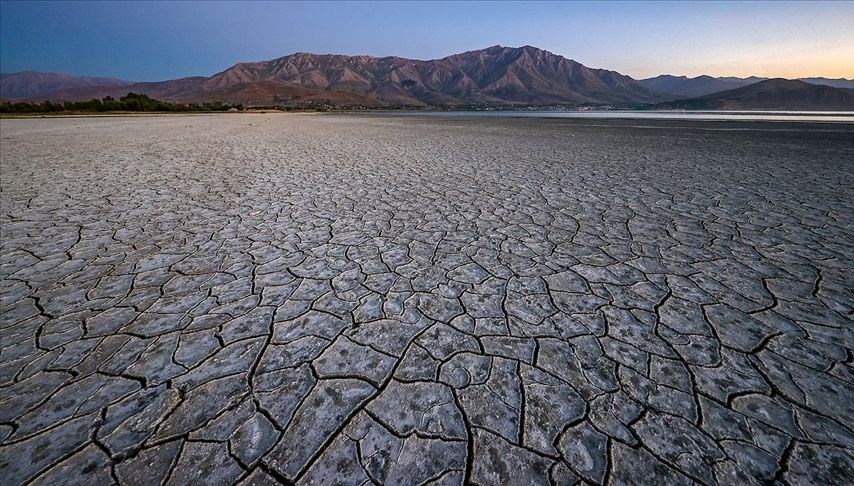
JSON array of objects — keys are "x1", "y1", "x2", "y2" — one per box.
[
  {"x1": 798, "y1": 77, "x2": 854, "y2": 90},
  {"x1": 12, "y1": 46, "x2": 665, "y2": 106},
  {"x1": 640, "y1": 74, "x2": 854, "y2": 99},
  {"x1": 654, "y1": 78, "x2": 854, "y2": 111},
  {"x1": 639, "y1": 75, "x2": 762, "y2": 98},
  {"x1": 0, "y1": 71, "x2": 132, "y2": 100}
]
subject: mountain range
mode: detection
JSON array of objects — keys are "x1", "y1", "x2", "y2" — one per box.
[
  {"x1": 654, "y1": 78, "x2": 854, "y2": 111},
  {"x1": 0, "y1": 71, "x2": 131, "y2": 100},
  {"x1": 2, "y1": 45, "x2": 853, "y2": 109},
  {"x1": 638, "y1": 74, "x2": 854, "y2": 99}
]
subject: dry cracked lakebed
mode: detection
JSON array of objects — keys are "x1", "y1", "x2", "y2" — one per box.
[{"x1": 1, "y1": 113, "x2": 853, "y2": 485}]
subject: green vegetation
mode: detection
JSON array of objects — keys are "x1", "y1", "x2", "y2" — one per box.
[{"x1": 0, "y1": 93, "x2": 243, "y2": 113}]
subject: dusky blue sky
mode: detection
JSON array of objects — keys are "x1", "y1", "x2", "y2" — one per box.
[{"x1": 1, "y1": 1, "x2": 852, "y2": 81}]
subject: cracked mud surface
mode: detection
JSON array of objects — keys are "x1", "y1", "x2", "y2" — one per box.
[{"x1": 1, "y1": 113, "x2": 853, "y2": 485}]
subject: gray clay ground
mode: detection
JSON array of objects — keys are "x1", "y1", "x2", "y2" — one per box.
[{"x1": 1, "y1": 113, "x2": 853, "y2": 485}]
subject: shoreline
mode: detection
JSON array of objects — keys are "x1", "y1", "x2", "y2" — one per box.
[
  {"x1": 3, "y1": 108, "x2": 852, "y2": 122},
  {"x1": 0, "y1": 110, "x2": 318, "y2": 119},
  {"x1": 4, "y1": 110, "x2": 852, "y2": 126}
]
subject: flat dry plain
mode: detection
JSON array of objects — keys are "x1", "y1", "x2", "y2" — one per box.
[{"x1": 1, "y1": 113, "x2": 853, "y2": 485}]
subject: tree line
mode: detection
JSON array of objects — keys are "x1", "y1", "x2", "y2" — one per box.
[{"x1": 0, "y1": 93, "x2": 243, "y2": 113}]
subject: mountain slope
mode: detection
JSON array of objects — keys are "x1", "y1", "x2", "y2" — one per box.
[
  {"x1": 198, "y1": 45, "x2": 665, "y2": 105},
  {"x1": 0, "y1": 71, "x2": 132, "y2": 100},
  {"x1": 655, "y1": 78, "x2": 854, "y2": 110}
]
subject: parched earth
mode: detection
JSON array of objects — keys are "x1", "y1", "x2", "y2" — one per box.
[{"x1": 1, "y1": 113, "x2": 853, "y2": 485}]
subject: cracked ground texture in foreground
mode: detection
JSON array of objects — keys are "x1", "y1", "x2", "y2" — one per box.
[{"x1": 1, "y1": 114, "x2": 853, "y2": 485}]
